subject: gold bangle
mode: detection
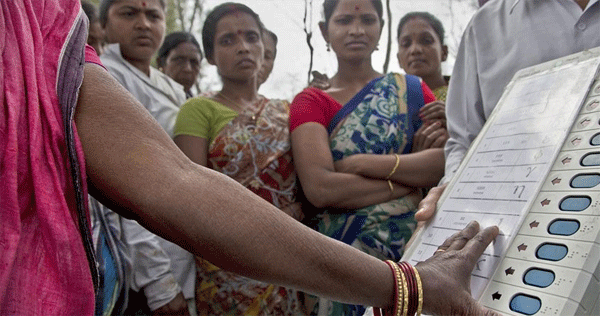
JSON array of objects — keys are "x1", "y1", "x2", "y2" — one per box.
[
  {"x1": 413, "y1": 265, "x2": 423, "y2": 316},
  {"x1": 384, "y1": 260, "x2": 401, "y2": 316},
  {"x1": 391, "y1": 262, "x2": 404, "y2": 316},
  {"x1": 386, "y1": 154, "x2": 400, "y2": 180},
  {"x1": 398, "y1": 264, "x2": 409, "y2": 316},
  {"x1": 388, "y1": 180, "x2": 394, "y2": 193}
]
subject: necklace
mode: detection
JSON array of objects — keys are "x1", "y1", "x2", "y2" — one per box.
[
  {"x1": 216, "y1": 92, "x2": 264, "y2": 121},
  {"x1": 216, "y1": 91, "x2": 244, "y2": 113}
]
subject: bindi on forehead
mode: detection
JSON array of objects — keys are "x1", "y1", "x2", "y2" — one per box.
[
  {"x1": 134, "y1": 0, "x2": 161, "y2": 9},
  {"x1": 355, "y1": 5, "x2": 360, "y2": 11}
]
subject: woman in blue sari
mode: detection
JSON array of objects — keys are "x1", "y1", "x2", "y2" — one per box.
[{"x1": 289, "y1": 0, "x2": 447, "y2": 314}]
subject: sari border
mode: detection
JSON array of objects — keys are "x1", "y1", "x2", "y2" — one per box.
[
  {"x1": 57, "y1": 8, "x2": 101, "y2": 312},
  {"x1": 326, "y1": 75, "x2": 385, "y2": 135},
  {"x1": 403, "y1": 74, "x2": 425, "y2": 154}
]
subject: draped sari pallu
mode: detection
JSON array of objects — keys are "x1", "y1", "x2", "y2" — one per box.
[
  {"x1": 208, "y1": 98, "x2": 296, "y2": 209},
  {"x1": 196, "y1": 98, "x2": 302, "y2": 315},
  {"x1": 310, "y1": 73, "x2": 424, "y2": 316}
]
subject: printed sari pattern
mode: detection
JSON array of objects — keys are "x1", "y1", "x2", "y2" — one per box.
[
  {"x1": 311, "y1": 73, "x2": 421, "y2": 316},
  {"x1": 195, "y1": 98, "x2": 303, "y2": 316},
  {"x1": 208, "y1": 98, "x2": 296, "y2": 209},
  {"x1": 432, "y1": 85, "x2": 448, "y2": 102}
]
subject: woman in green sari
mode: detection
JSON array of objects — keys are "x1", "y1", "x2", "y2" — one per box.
[
  {"x1": 289, "y1": 0, "x2": 446, "y2": 314},
  {"x1": 173, "y1": 3, "x2": 304, "y2": 315}
]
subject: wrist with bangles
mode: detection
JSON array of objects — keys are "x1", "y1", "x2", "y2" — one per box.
[
  {"x1": 386, "y1": 154, "x2": 400, "y2": 194},
  {"x1": 374, "y1": 260, "x2": 423, "y2": 316},
  {"x1": 385, "y1": 154, "x2": 400, "y2": 181}
]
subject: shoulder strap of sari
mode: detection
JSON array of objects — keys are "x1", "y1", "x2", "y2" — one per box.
[
  {"x1": 326, "y1": 76, "x2": 384, "y2": 135},
  {"x1": 403, "y1": 74, "x2": 425, "y2": 154}
]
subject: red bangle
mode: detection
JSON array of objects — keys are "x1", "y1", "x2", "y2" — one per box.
[
  {"x1": 379, "y1": 261, "x2": 421, "y2": 316},
  {"x1": 381, "y1": 260, "x2": 400, "y2": 316}
]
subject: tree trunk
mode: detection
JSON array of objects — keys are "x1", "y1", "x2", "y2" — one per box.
[
  {"x1": 188, "y1": 0, "x2": 203, "y2": 32},
  {"x1": 176, "y1": 0, "x2": 186, "y2": 31},
  {"x1": 303, "y1": 0, "x2": 314, "y2": 85},
  {"x1": 382, "y1": 0, "x2": 392, "y2": 73}
]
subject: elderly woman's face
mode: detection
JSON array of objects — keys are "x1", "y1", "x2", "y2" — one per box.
[
  {"x1": 163, "y1": 42, "x2": 202, "y2": 92},
  {"x1": 104, "y1": 0, "x2": 166, "y2": 64}
]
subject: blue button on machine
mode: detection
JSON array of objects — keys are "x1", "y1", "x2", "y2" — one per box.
[
  {"x1": 559, "y1": 196, "x2": 591, "y2": 211},
  {"x1": 536, "y1": 243, "x2": 568, "y2": 261},
  {"x1": 570, "y1": 173, "x2": 600, "y2": 188},
  {"x1": 510, "y1": 294, "x2": 542, "y2": 315},
  {"x1": 548, "y1": 219, "x2": 580, "y2": 236},
  {"x1": 581, "y1": 152, "x2": 600, "y2": 166},
  {"x1": 591, "y1": 132, "x2": 600, "y2": 146},
  {"x1": 523, "y1": 268, "x2": 555, "y2": 288}
]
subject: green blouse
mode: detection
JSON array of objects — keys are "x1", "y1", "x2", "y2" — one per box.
[{"x1": 174, "y1": 97, "x2": 238, "y2": 144}]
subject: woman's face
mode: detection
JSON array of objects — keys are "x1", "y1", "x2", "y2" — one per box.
[
  {"x1": 163, "y1": 42, "x2": 202, "y2": 91},
  {"x1": 397, "y1": 17, "x2": 447, "y2": 79},
  {"x1": 323, "y1": 0, "x2": 381, "y2": 61},
  {"x1": 104, "y1": 0, "x2": 166, "y2": 65},
  {"x1": 209, "y1": 12, "x2": 263, "y2": 82},
  {"x1": 257, "y1": 33, "x2": 276, "y2": 86}
]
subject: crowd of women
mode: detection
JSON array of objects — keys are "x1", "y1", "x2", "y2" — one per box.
[{"x1": 79, "y1": 0, "x2": 475, "y2": 315}]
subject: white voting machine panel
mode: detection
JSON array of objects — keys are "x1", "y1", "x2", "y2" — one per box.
[{"x1": 403, "y1": 47, "x2": 600, "y2": 315}]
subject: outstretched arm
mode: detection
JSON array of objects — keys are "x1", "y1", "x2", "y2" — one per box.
[
  {"x1": 76, "y1": 63, "x2": 500, "y2": 315},
  {"x1": 77, "y1": 63, "x2": 394, "y2": 307},
  {"x1": 174, "y1": 135, "x2": 208, "y2": 167}
]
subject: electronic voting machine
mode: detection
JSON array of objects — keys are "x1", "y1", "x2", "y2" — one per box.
[{"x1": 402, "y1": 47, "x2": 600, "y2": 315}]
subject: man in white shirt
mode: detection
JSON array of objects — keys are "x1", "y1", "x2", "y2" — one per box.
[{"x1": 417, "y1": 0, "x2": 600, "y2": 220}]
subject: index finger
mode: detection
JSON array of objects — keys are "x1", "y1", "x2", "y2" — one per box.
[{"x1": 460, "y1": 225, "x2": 500, "y2": 264}]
